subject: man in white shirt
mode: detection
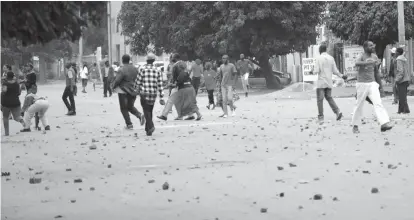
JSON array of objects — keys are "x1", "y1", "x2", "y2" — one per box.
[{"x1": 313, "y1": 44, "x2": 346, "y2": 123}]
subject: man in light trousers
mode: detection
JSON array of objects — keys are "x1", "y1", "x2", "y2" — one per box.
[
  {"x1": 351, "y1": 41, "x2": 393, "y2": 133},
  {"x1": 219, "y1": 55, "x2": 237, "y2": 118}
]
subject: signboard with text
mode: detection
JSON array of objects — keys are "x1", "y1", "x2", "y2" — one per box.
[
  {"x1": 344, "y1": 46, "x2": 364, "y2": 87},
  {"x1": 302, "y1": 58, "x2": 318, "y2": 82}
]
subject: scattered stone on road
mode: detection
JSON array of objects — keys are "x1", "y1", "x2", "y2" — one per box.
[{"x1": 162, "y1": 182, "x2": 169, "y2": 190}]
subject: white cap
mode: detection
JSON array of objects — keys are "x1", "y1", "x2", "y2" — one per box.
[
  {"x1": 146, "y1": 53, "x2": 156, "y2": 61},
  {"x1": 390, "y1": 47, "x2": 397, "y2": 54}
]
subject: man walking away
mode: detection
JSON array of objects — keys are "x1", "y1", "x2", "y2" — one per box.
[
  {"x1": 236, "y1": 54, "x2": 253, "y2": 97},
  {"x1": 218, "y1": 55, "x2": 238, "y2": 118},
  {"x1": 137, "y1": 53, "x2": 165, "y2": 136},
  {"x1": 1, "y1": 71, "x2": 25, "y2": 136},
  {"x1": 80, "y1": 64, "x2": 89, "y2": 93},
  {"x1": 103, "y1": 61, "x2": 114, "y2": 97},
  {"x1": 157, "y1": 54, "x2": 180, "y2": 121},
  {"x1": 395, "y1": 47, "x2": 411, "y2": 114},
  {"x1": 112, "y1": 54, "x2": 145, "y2": 130},
  {"x1": 62, "y1": 63, "x2": 76, "y2": 116},
  {"x1": 351, "y1": 41, "x2": 393, "y2": 133},
  {"x1": 313, "y1": 44, "x2": 346, "y2": 123},
  {"x1": 389, "y1": 48, "x2": 399, "y2": 104},
  {"x1": 190, "y1": 59, "x2": 203, "y2": 96},
  {"x1": 90, "y1": 63, "x2": 100, "y2": 91}
]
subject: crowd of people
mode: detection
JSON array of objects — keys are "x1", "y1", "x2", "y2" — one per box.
[{"x1": 1, "y1": 45, "x2": 411, "y2": 136}]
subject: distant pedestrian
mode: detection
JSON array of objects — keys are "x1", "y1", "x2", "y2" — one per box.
[
  {"x1": 71, "y1": 63, "x2": 78, "y2": 96},
  {"x1": 203, "y1": 62, "x2": 216, "y2": 110},
  {"x1": 20, "y1": 90, "x2": 50, "y2": 132},
  {"x1": 1, "y1": 71, "x2": 25, "y2": 136},
  {"x1": 218, "y1": 55, "x2": 238, "y2": 118},
  {"x1": 23, "y1": 63, "x2": 37, "y2": 95},
  {"x1": 190, "y1": 59, "x2": 203, "y2": 96},
  {"x1": 103, "y1": 61, "x2": 114, "y2": 97},
  {"x1": 388, "y1": 47, "x2": 399, "y2": 104},
  {"x1": 80, "y1": 64, "x2": 89, "y2": 93},
  {"x1": 313, "y1": 44, "x2": 346, "y2": 123},
  {"x1": 2, "y1": 64, "x2": 12, "y2": 79},
  {"x1": 62, "y1": 63, "x2": 76, "y2": 116},
  {"x1": 351, "y1": 41, "x2": 392, "y2": 133},
  {"x1": 136, "y1": 53, "x2": 165, "y2": 136},
  {"x1": 112, "y1": 54, "x2": 145, "y2": 130},
  {"x1": 236, "y1": 54, "x2": 253, "y2": 97},
  {"x1": 90, "y1": 63, "x2": 100, "y2": 91},
  {"x1": 395, "y1": 47, "x2": 411, "y2": 114}
]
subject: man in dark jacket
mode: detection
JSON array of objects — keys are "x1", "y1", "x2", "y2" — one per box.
[{"x1": 112, "y1": 54, "x2": 145, "y2": 129}]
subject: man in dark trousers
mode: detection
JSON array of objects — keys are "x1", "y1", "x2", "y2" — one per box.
[
  {"x1": 388, "y1": 47, "x2": 398, "y2": 104},
  {"x1": 137, "y1": 53, "x2": 165, "y2": 136},
  {"x1": 103, "y1": 61, "x2": 114, "y2": 97},
  {"x1": 62, "y1": 63, "x2": 76, "y2": 116},
  {"x1": 112, "y1": 54, "x2": 145, "y2": 129}
]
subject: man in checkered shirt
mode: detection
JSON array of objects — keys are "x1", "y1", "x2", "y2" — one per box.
[{"x1": 137, "y1": 53, "x2": 165, "y2": 136}]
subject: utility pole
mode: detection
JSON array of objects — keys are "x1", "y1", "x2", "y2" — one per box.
[
  {"x1": 78, "y1": 7, "x2": 83, "y2": 71},
  {"x1": 107, "y1": 1, "x2": 112, "y2": 65},
  {"x1": 398, "y1": 1, "x2": 413, "y2": 83},
  {"x1": 397, "y1": 1, "x2": 406, "y2": 48}
]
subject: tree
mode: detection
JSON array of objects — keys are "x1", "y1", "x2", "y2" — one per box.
[
  {"x1": 326, "y1": 1, "x2": 414, "y2": 60},
  {"x1": 1, "y1": 1, "x2": 106, "y2": 46},
  {"x1": 118, "y1": 2, "x2": 326, "y2": 89}
]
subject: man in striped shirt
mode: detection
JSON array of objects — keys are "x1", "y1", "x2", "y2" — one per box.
[{"x1": 137, "y1": 53, "x2": 165, "y2": 136}]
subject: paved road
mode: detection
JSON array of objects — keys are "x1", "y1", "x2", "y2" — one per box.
[{"x1": 2, "y1": 83, "x2": 414, "y2": 220}]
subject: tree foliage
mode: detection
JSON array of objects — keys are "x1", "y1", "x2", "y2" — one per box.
[
  {"x1": 1, "y1": 1, "x2": 106, "y2": 46},
  {"x1": 118, "y1": 1, "x2": 326, "y2": 88},
  {"x1": 326, "y1": 1, "x2": 414, "y2": 59}
]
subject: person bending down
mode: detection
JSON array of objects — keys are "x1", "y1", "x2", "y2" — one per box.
[{"x1": 21, "y1": 92, "x2": 50, "y2": 132}]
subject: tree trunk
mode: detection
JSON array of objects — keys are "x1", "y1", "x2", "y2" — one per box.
[{"x1": 256, "y1": 56, "x2": 282, "y2": 90}]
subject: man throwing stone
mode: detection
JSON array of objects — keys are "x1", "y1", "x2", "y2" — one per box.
[
  {"x1": 313, "y1": 44, "x2": 346, "y2": 123},
  {"x1": 351, "y1": 41, "x2": 393, "y2": 133}
]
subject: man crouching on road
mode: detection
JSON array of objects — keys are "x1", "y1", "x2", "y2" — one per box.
[{"x1": 20, "y1": 90, "x2": 50, "y2": 132}]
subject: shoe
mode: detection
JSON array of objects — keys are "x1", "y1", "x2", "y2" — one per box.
[
  {"x1": 336, "y1": 112, "x2": 343, "y2": 121},
  {"x1": 157, "y1": 115, "x2": 167, "y2": 121},
  {"x1": 20, "y1": 128, "x2": 31, "y2": 132},
  {"x1": 174, "y1": 117, "x2": 183, "y2": 120},
  {"x1": 219, "y1": 114, "x2": 228, "y2": 118},
  {"x1": 66, "y1": 111, "x2": 76, "y2": 116},
  {"x1": 231, "y1": 109, "x2": 236, "y2": 117},
  {"x1": 45, "y1": 125, "x2": 50, "y2": 131},
  {"x1": 392, "y1": 101, "x2": 398, "y2": 105},
  {"x1": 104, "y1": 95, "x2": 107, "y2": 98},
  {"x1": 380, "y1": 122, "x2": 393, "y2": 132},
  {"x1": 35, "y1": 126, "x2": 41, "y2": 131},
  {"x1": 211, "y1": 104, "x2": 216, "y2": 110},
  {"x1": 196, "y1": 115, "x2": 202, "y2": 121},
  {"x1": 185, "y1": 116, "x2": 195, "y2": 120},
  {"x1": 352, "y1": 125, "x2": 360, "y2": 134},
  {"x1": 206, "y1": 105, "x2": 210, "y2": 110},
  {"x1": 146, "y1": 127, "x2": 155, "y2": 136},
  {"x1": 245, "y1": 92, "x2": 248, "y2": 97},
  {"x1": 318, "y1": 115, "x2": 324, "y2": 124},
  {"x1": 138, "y1": 113, "x2": 146, "y2": 126},
  {"x1": 82, "y1": 90, "x2": 87, "y2": 93},
  {"x1": 126, "y1": 124, "x2": 133, "y2": 130}
]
